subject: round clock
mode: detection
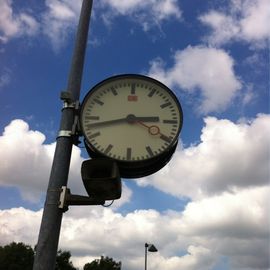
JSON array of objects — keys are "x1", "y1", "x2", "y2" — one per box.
[{"x1": 80, "y1": 74, "x2": 183, "y2": 178}]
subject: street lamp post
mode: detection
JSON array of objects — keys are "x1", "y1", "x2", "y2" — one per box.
[
  {"x1": 144, "y1": 243, "x2": 158, "y2": 270},
  {"x1": 33, "y1": 1, "x2": 93, "y2": 269}
]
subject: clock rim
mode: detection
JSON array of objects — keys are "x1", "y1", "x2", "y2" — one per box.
[{"x1": 80, "y1": 73, "x2": 183, "y2": 164}]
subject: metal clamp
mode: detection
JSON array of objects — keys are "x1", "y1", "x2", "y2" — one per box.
[
  {"x1": 57, "y1": 130, "x2": 72, "y2": 138},
  {"x1": 62, "y1": 101, "x2": 76, "y2": 109}
]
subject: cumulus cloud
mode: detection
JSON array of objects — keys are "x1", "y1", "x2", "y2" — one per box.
[
  {"x1": 0, "y1": 185, "x2": 269, "y2": 269},
  {"x1": 148, "y1": 46, "x2": 242, "y2": 113},
  {"x1": 0, "y1": 207, "x2": 42, "y2": 246},
  {"x1": 0, "y1": 119, "x2": 131, "y2": 206},
  {"x1": 199, "y1": 0, "x2": 270, "y2": 47},
  {"x1": 138, "y1": 114, "x2": 270, "y2": 199},
  {"x1": 0, "y1": 118, "x2": 269, "y2": 269},
  {"x1": 98, "y1": 0, "x2": 182, "y2": 31},
  {"x1": 0, "y1": 119, "x2": 54, "y2": 201},
  {"x1": 0, "y1": 116, "x2": 269, "y2": 269},
  {"x1": 0, "y1": 0, "x2": 39, "y2": 43}
]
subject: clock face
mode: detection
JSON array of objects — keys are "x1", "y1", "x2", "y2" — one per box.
[{"x1": 80, "y1": 74, "x2": 183, "y2": 165}]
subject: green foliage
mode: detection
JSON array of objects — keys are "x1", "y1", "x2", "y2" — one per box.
[
  {"x1": 0, "y1": 242, "x2": 121, "y2": 270},
  {"x1": 55, "y1": 250, "x2": 77, "y2": 270},
  {"x1": 83, "y1": 256, "x2": 121, "y2": 270},
  {"x1": 0, "y1": 242, "x2": 34, "y2": 270},
  {"x1": 0, "y1": 242, "x2": 77, "y2": 270}
]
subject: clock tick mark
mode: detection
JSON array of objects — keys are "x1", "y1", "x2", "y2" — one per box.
[
  {"x1": 146, "y1": 146, "x2": 154, "y2": 157},
  {"x1": 160, "y1": 102, "x2": 172, "y2": 109},
  {"x1": 126, "y1": 148, "x2": 132, "y2": 160},
  {"x1": 131, "y1": 83, "x2": 136, "y2": 94},
  {"x1": 111, "y1": 87, "x2": 118, "y2": 96},
  {"x1": 88, "y1": 132, "x2": 101, "y2": 139},
  {"x1": 93, "y1": 99, "x2": 104, "y2": 106},
  {"x1": 85, "y1": 116, "x2": 100, "y2": 121},
  {"x1": 160, "y1": 134, "x2": 172, "y2": 143},
  {"x1": 163, "y1": 120, "x2": 178, "y2": 124},
  {"x1": 148, "y1": 89, "x2": 156, "y2": 97},
  {"x1": 104, "y1": 144, "x2": 113, "y2": 155}
]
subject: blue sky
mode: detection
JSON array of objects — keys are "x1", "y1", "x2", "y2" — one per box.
[{"x1": 0, "y1": 0, "x2": 269, "y2": 269}]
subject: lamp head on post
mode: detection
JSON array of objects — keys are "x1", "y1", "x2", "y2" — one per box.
[
  {"x1": 145, "y1": 243, "x2": 158, "y2": 252},
  {"x1": 145, "y1": 243, "x2": 158, "y2": 270}
]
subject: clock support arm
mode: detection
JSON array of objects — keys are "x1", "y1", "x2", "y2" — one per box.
[{"x1": 58, "y1": 186, "x2": 105, "y2": 212}]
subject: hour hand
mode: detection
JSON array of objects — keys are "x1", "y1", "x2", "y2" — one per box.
[{"x1": 126, "y1": 114, "x2": 159, "y2": 123}]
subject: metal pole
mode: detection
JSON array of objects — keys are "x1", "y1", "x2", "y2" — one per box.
[
  {"x1": 33, "y1": 1, "x2": 93, "y2": 269},
  {"x1": 145, "y1": 243, "x2": 148, "y2": 270}
]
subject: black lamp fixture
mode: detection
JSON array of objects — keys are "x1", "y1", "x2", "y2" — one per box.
[
  {"x1": 145, "y1": 243, "x2": 158, "y2": 270},
  {"x1": 81, "y1": 158, "x2": 122, "y2": 200}
]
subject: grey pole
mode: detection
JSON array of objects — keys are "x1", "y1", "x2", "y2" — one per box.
[
  {"x1": 145, "y1": 243, "x2": 148, "y2": 270},
  {"x1": 33, "y1": 1, "x2": 93, "y2": 269}
]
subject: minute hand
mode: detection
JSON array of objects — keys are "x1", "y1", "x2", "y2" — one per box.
[
  {"x1": 87, "y1": 115, "x2": 159, "y2": 128},
  {"x1": 87, "y1": 117, "x2": 127, "y2": 128}
]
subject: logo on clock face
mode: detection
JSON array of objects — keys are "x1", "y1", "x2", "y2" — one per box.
[{"x1": 128, "y1": 95, "x2": 138, "y2": 102}]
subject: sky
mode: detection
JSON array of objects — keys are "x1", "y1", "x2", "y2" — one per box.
[{"x1": 0, "y1": 0, "x2": 269, "y2": 269}]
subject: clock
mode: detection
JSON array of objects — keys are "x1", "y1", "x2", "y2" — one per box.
[{"x1": 80, "y1": 74, "x2": 183, "y2": 178}]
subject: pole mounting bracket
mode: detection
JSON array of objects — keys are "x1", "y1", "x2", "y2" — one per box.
[{"x1": 58, "y1": 186, "x2": 105, "y2": 212}]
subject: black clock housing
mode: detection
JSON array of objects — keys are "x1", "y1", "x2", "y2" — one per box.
[{"x1": 80, "y1": 74, "x2": 183, "y2": 179}]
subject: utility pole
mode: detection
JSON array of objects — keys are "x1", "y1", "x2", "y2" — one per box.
[{"x1": 33, "y1": 1, "x2": 93, "y2": 269}]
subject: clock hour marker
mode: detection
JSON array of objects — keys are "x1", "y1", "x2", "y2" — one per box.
[
  {"x1": 163, "y1": 120, "x2": 178, "y2": 124},
  {"x1": 85, "y1": 116, "x2": 99, "y2": 120},
  {"x1": 148, "y1": 88, "x2": 156, "y2": 97},
  {"x1": 88, "y1": 132, "x2": 101, "y2": 139},
  {"x1": 111, "y1": 87, "x2": 118, "y2": 96},
  {"x1": 93, "y1": 98, "x2": 104, "y2": 106},
  {"x1": 131, "y1": 83, "x2": 136, "y2": 94},
  {"x1": 160, "y1": 134, "x2": 172, "y2": 143},
  {"x1": 160, "y1": 102, "x2": 172, "y2": 108},
  {"x1": 146, "y1": 146, "x2": 154, "y2": 157},
  {"x1": 126, "y1": 148, "x2": 132, "y2": 160},
  {"x1": 104, "y1": 144, "x2": 113, "y2": 155}
]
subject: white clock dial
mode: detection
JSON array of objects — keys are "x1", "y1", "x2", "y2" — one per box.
[{"x1": 80, "y1": 75, "x2": 183, "y2": 165}]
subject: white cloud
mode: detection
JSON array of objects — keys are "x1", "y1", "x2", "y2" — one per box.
[
  {"x1": 0, "y1": 117, "x2": 269, "y2": 269},
  {"x1": 0, "y1": 119, "x2": 54, "y2": 201},
  {"x1": 0, "y1": 0, "x2": 181, "y2": 47},
  {"x1": 0, "y1": 185, "x2": 269, "y2": 269},
  {"x1": 0, "y1": 0, "x2": 82, "y2": 48},
  {"x1": 199, "y1": 0, "x2": 270, "y2": 47},
  {"x1": 0, "y1": 207, "x2": 42, "y2": 246},
  {"x1": 99, "y1": 0, "x2": 181, "y2": 31},
  {"x1": 0, "y1": 68, "x2": 11, "y2": 89},
  {"x1": 0, "y1": 119, "x2": 132, "y2": 206},
  {"x1": 0, "y1": 0, "x2": 39, "y2": 43},
  {"x1": 138, "y1": 114, "x2": 270, "y2": 199},
  {"x1": 148, "y1": 46, "x2": 242, "y2": 113},
  {"x1": 42, "y1": 0, "x2": 82, "y2": 50}
]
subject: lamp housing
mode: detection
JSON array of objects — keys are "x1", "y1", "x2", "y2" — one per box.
[{"x1": 81, "y1": 158, "x2": 122, "y2": 200}]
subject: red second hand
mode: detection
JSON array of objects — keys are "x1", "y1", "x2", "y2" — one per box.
[{"x1": 137, "y1": 121, "x2": 160, "y2": 135}]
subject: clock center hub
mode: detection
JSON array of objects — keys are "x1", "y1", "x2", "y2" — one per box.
[{"x1": 126, "y1": 114, "x2": 136, "y2": 124}]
